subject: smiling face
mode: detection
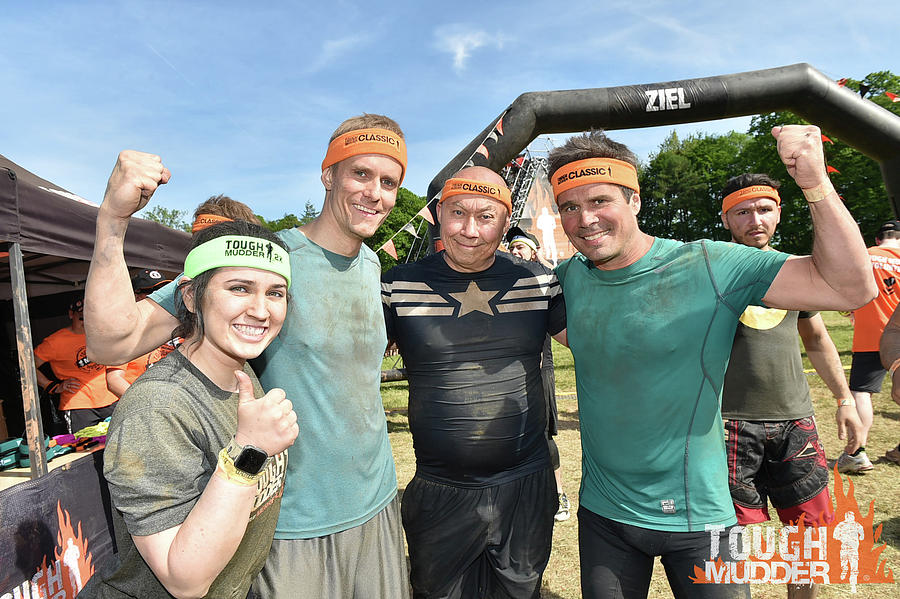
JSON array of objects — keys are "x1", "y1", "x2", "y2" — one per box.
[
  {"x1": 320, "y1": 153, "x2": 402, "y2": 244},
  {"x1": 721, "y1": 197, "x2": 781, "y2": 250},
  {"x1": 186, "y1": 267, "x2": 288, "y2": 368},
  {"x1": 437, "y1": 195, "x2": 510, "y2": 273},
  {"x1": 558, "y1": 182, "x2": 644, "y2": 269}
]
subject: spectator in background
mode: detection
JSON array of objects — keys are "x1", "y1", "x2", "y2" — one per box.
[
  {"x1": 34, "y1": 296, "x2": 118, "y2": 433},
  {"x1": 878, "y1": 304, "x2": 900, "y2": 464},
  {"x1": 840, "y1": 220, "x2": 900, "y2": 473},
  {"x1": 190, "y1": 194, "x2": 261, "y2": 233},
  {"x1": 506, "y1": 225, "x2": 571, "y2": 522}
]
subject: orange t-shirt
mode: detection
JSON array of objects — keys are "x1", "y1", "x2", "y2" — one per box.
[
  {"x1": 851, "y1": 246, "x2": 900, "y2": 352},
  {"x1": 34, "y1": 328, "x2": 118, "y2": 410},
  {"x1": 108, "y1": 338, "x2": 182, "y2": 384}
]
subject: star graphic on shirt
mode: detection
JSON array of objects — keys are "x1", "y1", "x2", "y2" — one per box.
[{"x1": 449, "y1": 281, "x2": 498, "y2": 317}]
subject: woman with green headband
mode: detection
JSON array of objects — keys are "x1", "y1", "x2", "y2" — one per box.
[{"x1": 89, "y1": 220, "x2": 298, "y2": 599}]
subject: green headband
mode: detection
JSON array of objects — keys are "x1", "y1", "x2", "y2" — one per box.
[{"x1": 184, "y1": 235, "x2": 292, "y2": 288}]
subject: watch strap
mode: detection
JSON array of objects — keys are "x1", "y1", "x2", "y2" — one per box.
[{"x1": 217, "y1": 447, "x2": 260, "y2": 486}]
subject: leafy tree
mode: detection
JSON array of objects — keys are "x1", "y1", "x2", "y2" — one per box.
[
  {"x1": 141, "y1": 205, "x2": 190, "y2": 232},
  {"x1": 639, "y1": 130, "x2": 752, "y2": 242},
  {"x1": 364, "y1": 187, "x2": 427, "y2": 272},
  {"x1": 639, "y1": 70, "x2": 900, "y2": 254},
  {"x1": 738, "y1": 71, "x2": 900, "y2": 253},
  {"x1": 259, "y1": 201, "x2": 320, "y2": 232}
]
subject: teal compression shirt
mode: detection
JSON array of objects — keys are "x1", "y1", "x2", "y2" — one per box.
[{"x1": 556, "y1": 238, "x2": 788, "y2": 532}]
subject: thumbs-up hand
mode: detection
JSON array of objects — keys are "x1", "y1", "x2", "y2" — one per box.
[
  {"x1": 102, "y1": 150, "x2": 171, "y2": 220},
  {"x1": 234, "y1": 370, "x2": 299, "y2": 457}
]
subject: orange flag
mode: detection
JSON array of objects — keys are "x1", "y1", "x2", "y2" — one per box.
[
  {"x1": 417, "y1": 205, "x2": 435, "y2": 225},
  {"x1": 827, "y1": 165, "x2": 841, "y2": 174},
  {"x1": 821, "y1": 135, "x2": 834, "y2": 144},
  {"x1": 886, "y1": 92, "x2": 899, "y2": 103},
  {"x1": 380, "y1": 239, "x2": 398, "y2": 259}
]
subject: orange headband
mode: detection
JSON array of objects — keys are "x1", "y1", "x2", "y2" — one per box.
[
  {"x1": 551, "y1": 158, "x2": 640, "y2": 200},
  {"x1": 321, "y1": 127, "x2": 407, "y2": 184},
  {"x1": 439, "y1": 178, "x2": 512, "y2": 213},
  {"x1": 721, "y1": 185, "x2": 781, "y2": 214},
  {"x1": 191, "y1": 214, "x2": 234, "y2": 233}
]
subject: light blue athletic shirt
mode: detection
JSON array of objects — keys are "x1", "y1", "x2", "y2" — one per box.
[
  {"x1": 150, "y1": 228, "x2": 397, "y2": 538},
  {"x1": 556, "y1": 238, "x2": 789, "y2": 532}
]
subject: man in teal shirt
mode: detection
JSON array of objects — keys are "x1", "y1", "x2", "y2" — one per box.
[
  {"x1": 548, "y1": 126, "x2": 875, "y2": 598},
  {"x1": 85, "y1": 114, "x2": 410, "y2": 598}
]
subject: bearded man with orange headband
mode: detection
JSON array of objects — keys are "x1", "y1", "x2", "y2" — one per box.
[
  {"x1": 85, "y1": 114, "x2": 411, "y2": 598},
  {"x1": 382, "y1": 166, "x2": 567, "y2": 598},
  {"x1": 549, "y1": 126, "x2": 875, "y2": 599},
  {"x1": 719, "y1": 173, "x2": 862, "y2": 599}
]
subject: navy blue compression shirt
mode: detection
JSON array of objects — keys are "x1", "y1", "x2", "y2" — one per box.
[{"x1": 382, "y1": 251, "x2": 566, "y2": 488}]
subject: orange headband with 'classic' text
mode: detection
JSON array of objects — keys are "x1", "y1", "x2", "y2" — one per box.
[
  {"x1": 721, "y1": 185, "x2": 781, "y2": 214},
  {"x1": 321, "y1": 127, "x2": 407, "y2": 184},
  {"x1": 550, "y1": 158, "x2": 640, "y2": 200},
  {"x1": 191, "y1": 214, "x2": 234, "y2": 233},
  {"x1": 439, "y1": 178, "x2": 512, "y2": 213}
]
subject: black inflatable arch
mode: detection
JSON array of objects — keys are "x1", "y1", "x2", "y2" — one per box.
[{"x1": 427, "y1": 63, "x2": 900, "y2": 242}]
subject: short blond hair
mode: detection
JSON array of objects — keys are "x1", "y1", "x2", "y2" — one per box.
[{"x1": 329, "y1": 113, "x2": 404, "y2": 142}]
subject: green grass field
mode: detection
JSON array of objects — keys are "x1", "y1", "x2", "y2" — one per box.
[{"x1": 381, "y1": 312, "x2": 899, "y2": 598}]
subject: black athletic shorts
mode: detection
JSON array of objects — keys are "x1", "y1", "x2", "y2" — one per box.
[
  {"x1": 849, "y1": 351, "x2": 887, "y2": 393},
  {"x1": 401, "y1": 467, "x2": 556, "y2": 599},
  {"x1": 579, "y1": 508, "x2": 750, "y2": 599}
]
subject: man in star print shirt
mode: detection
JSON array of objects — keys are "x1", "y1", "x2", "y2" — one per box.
[{"x1": 382, "y1": 166, "x2": 567, "y2": 599}]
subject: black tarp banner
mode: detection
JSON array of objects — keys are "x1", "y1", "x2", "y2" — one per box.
[{"x1": 0, "y1": 451, "x2": 115, "y2": 598}]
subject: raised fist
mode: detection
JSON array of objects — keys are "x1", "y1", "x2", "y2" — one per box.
[
  {"x1": 102, "y1": 150, "x2": 171, "y2": 220},
  {"x1": 233, "y1": 370, "x2": 299, "y2": 456},
  {"x1": 771, "y1": 125, "x2": 829, "y2": 191}
]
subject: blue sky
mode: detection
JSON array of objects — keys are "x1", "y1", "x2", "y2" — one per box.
[{"x1": 3, "y1": 0, "x2": 897, "y2": 221}]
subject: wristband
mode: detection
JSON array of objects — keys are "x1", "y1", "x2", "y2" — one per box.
[
  {"x1": 216, "y1": 448, "x2": 260, "y2": 487},
  {"x1": 837, "y1": 398, "x2": 856, "y2": 408},
  {"x1": 802, "y1": 184, "x2": 834, "y2": 204},
  {"x1": 44, "y1": 380, "x2": 63, "y2": 394}
]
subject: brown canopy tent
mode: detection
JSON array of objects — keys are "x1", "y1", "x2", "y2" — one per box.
[{"x1": 0, "y1": 154, "x2": 190, "y2": 477}]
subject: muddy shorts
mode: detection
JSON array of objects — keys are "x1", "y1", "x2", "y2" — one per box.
[{"x1": 724, "y1": 417, "x2": 832, "y2": 526}]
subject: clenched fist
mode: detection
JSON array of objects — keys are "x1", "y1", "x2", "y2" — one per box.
[
  {"x1": 771, "y1": 125, "x2": 829, "y2": 191},
  {"x1": 102, "y1": 150, "x2": 171, "y2": 220}
]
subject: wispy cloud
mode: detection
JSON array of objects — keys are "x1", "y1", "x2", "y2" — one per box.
[
  {"x1": 304, "y1": 35, "x2": 366, "y2": 74},
  {"x1": 434, "y1": 24, "x2": 507, "y2": 73}
]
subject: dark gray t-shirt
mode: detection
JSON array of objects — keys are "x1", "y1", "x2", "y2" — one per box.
[
  {"x1": 92, "y1": 350, "x2": 287, "y2": 598},
  {"x1": 722, "y1": 306, "x2": 817, "y2": 421}
]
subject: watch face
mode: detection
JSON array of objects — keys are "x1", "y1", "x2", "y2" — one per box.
[{"x1": 234, "y1": 446, "x2": 268, "y2": 475}]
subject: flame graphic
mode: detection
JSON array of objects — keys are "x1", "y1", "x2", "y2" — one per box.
[
  {"x1": 691, "y1": 467, "x2": 894, "y2": 587},
  {"x1": 33, "y1": 501, "x2": 96, "y2": 598}
]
